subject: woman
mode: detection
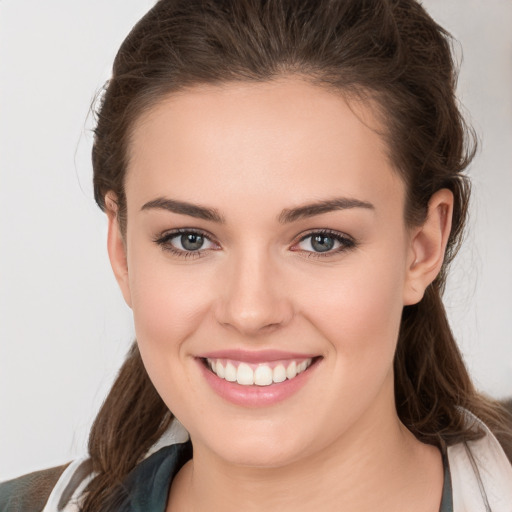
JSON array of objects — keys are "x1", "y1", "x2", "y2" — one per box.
[{"x1": 1, "y1": 0, "x2": 511, "y2": 510}]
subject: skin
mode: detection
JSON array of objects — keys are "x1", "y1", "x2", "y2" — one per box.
[{"x1": 106, "y1": 78, "x2": 453, "y2": 511}]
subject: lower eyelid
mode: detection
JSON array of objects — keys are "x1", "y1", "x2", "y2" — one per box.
[
  {"x1": 154, "y1": 229, "x2": 221, "y2": 258},
  {"x1": 154, "y1": 229, "x2": 354, "y2": 258},
  {"x1": 174, "y1": 234, "x2": 216, "y2": 250}
]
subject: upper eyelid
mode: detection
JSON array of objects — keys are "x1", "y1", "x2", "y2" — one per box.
[
  {"x1": 155, "y1": 228, "x2": 352, "y2": 242},
  {"x1": 155, "y1": 227, "x2": 217, "y2": 243},
  {"x1": 295, "y1": 229, "x2": 354, "y2": 244},
  {"x1": 296, "y1": 228, "x2": 356, "y2": 253},
  {"x1": 154, "y1": 229, "x2": 218, "y2": 258}
]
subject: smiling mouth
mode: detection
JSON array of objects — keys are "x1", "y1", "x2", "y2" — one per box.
[{"x1": 202, "y1": 357, "x2": 320, "y2": 386}]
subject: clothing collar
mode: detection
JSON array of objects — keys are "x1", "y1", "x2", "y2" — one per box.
[{"x1": 44, "y1": 411, "x2": 511, "y2": 512}]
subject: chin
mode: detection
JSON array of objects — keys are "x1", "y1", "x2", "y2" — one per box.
[
  {"x1": 191, "y1": 418, "x2": 321, "y2": 469},
  {"x1": 214, "y1": 439, "x2": 305, "y2": 469}
]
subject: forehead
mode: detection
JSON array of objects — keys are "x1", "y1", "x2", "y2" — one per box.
[{"x1": 125, "y1": 78, "x2": 403, "y2": 215}]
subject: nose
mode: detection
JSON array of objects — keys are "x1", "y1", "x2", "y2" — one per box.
[{"x1": 214, "y1": 248, "x2": 294, "y2": 336}]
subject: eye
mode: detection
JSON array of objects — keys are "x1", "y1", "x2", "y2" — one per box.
[
  {"x1": 293, "y1": 230, "x2": 356, "y2": 257},
  {"x1": 154, "y1": 229, "x2": 218, "y2": 258}
]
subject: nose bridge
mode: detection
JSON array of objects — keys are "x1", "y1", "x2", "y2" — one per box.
[{"x1": 215, "y1": 243, "x2": 293, "y2": 335}]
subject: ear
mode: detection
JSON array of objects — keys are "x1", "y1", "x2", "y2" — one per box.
[
  {"x1": 105, "y1": 192, "x2": 132, "y2": 308},
  {"x1": 403, "y1": 189, "x2": 454, "y2": 305}
]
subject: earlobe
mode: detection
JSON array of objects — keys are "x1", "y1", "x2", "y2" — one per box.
[
  {"x1": 403, "y1": 189, "x2": 454, "y2": 305},
  {"x1": 105, "y1": 192, "x2": 132, "y2": 308}
]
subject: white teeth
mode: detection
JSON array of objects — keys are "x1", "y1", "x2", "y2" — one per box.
[
  {"x1": 225, "y1": 362, "x2": 237, "y2": 382},
  {"x1": 215, "y1": 360, "x2": 225, "y2": 379},
  {"x1": 206, "y1": 357, "x2": 314, "y2": 386},
  {"x1": 272, "y1": 364, "x2": 287, "y2": 383},
  {"x1": 254, "y1": 365, "x2": 273, "y2": 386},
  {"x1": 237, "y1": 363, "x2": 254, "y2": 385},
  {"x1": 286, "y1": 361, "x2": 297, "y2": 379}
]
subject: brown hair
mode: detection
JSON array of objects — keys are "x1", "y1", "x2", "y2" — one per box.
[{"x1": 83, "y1": 0, "x2": 512, "y2": 509}]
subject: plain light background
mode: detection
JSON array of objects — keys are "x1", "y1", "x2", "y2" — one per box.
[{"x1": 0, "y1": 0, "x2": 511, "y2": 480}]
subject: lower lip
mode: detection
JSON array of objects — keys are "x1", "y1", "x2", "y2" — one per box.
[{"x1": 197, "y1": 358, "x2": 321, "y2": 407}]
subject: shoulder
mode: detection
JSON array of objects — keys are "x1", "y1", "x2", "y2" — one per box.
[
  {"x1": 0, "y1": 420, "x2": 190, "y2": 512},
  {"x1": 0, "y1": 458, "x2": 93, "y2": 512},
  {"x1": 447, "y1": 409, "x2": 512, "y2": 512},
  {"x1": 0, "y1": 464, "x2": 70, "y2": 512}
]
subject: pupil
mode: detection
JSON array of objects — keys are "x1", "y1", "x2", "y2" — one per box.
[
  {"x1": 312, "y1": 235, "x2": 334, "y2": 252},
  {"x1": 181, "y1": 233, "x2": 204, "y2": 251}
]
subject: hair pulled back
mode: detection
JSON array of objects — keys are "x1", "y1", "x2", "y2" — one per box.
[{"x1": 84, "y1": 0, "x2": 511, "y2": 509}]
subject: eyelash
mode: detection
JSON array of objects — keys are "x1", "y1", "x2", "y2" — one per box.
[
  {"x1": 153, "y1": 228, "x2": 356, "y2": 260},
  {"x1": 153, "y1": 228, "x2": 217, "y2": 260}
]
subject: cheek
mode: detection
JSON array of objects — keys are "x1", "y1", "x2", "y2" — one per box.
[
  {"x1": 127, "y1": 244, "x2": 213, "y2": 353},
  {"x1": 300, "y1": 244, "x2": 407, "y2": 363},
  {"x1": 290, "y1": 247, "x2": 407, "y2": 434},
  {"x1": 126, "y1": 245, "x2": 217, "y2": 416}
]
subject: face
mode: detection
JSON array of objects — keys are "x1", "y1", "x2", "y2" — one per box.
[{"x1": 110, "y1": 78, "x2": 431, "y2": 468}]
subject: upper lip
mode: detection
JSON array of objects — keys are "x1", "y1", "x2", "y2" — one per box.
[{"x1": 198, "y1": 349, "x2": 319, "y2": 363}]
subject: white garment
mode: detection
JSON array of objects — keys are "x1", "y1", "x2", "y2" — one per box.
[
  {"x1": 448, "y1": 410, "x2": 512, "y2": 511},
  {"x1": 43, "y1": 413, "x2": 512, "y2": 512},
  {"x1": 42, "y1": 419, "x2": 190, "y2": 512}
]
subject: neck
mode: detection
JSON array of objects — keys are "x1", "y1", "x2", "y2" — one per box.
[{"x1": 168, "y1": 382, "x2": 443, "y2": 512}]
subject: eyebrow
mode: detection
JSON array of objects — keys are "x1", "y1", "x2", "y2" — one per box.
[
  {"x1": 141, "y1": 196, "x2": 374, "y2": 224},
  {"x1": 278, "y1": 197, "x2": 374, "y2": 223},
  {"x1": 141, "y1": 197, "x2": 226, "y2": 223}
]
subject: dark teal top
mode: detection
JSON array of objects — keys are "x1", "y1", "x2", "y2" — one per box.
[
  {"x1": 440, "y1": 450, "x2": 453, "y2": 512},
  {"x1": 112, "y1": 441, "x2": 453, "y2": 511}
]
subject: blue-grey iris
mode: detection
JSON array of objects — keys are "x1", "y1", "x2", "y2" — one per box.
[
  {"x1": 182, "y1": 233, "x2": 204, "y2": 251},
  {"x1": 311, "y1": 234, "x2": 335, "y2": 252}
]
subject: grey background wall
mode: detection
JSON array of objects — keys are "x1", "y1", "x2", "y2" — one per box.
[{"x1": 1, "y1": 0, "x2": 511, "y2": 480}]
